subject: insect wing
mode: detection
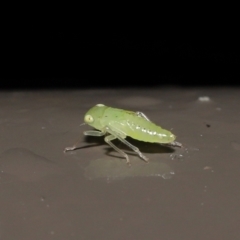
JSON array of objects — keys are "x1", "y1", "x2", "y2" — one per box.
[{"x1": 107, "y1": 120, "x2": 128, "y2": 138}]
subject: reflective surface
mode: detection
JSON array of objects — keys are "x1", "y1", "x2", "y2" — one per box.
[{"x1": 0, "y1": 88, "x2": 239, "y2": 239}]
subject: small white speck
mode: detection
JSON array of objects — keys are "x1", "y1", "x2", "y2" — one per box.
[
  {"x1": 158, "y1": 133, "x2": 167, "y2": 138},
  {"x1": 96, "y1": 104, "x2": 105, "y2": 107},
  {"x1": 198, "y1": 96, "x2": 211, "y2": 102}
]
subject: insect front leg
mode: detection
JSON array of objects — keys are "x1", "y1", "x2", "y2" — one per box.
[
  {"x1": 64, "y1": 130, "x2": 105, "y2": 152},
  {"x1": 84, "y1": 130, "x2": 106, "y2": 137},
  {"x1": 136, "y1": 111, "x2": 150, "y2": 121},
  {"x1": 106, "y1": 126, "x2": 149, "y2": 164}
]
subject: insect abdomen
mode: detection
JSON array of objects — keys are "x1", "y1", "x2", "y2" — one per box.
[{"x1": 124, "y1": 114, "x2": 175, "y2": 144}]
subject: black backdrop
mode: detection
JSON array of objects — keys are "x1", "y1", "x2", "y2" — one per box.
[{"x1": 1, "y1": 22, "x2": 239, "y2": 89}]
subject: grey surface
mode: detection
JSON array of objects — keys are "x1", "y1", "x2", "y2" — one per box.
[{"x1": 0, "y1": 88, "x2": 239, "y2": 239}]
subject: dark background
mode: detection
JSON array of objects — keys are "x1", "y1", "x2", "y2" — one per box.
[
  {"x1": 1, "y1": 19, "x2": 240, "y2": 240},
  {"x1": 1, "y1": 22, "x2": 239, "y2": 89}
]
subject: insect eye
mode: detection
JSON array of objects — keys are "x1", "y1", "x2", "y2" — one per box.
[{"x1": 84, "y1": 114, "x2": 94, "y2": 123}]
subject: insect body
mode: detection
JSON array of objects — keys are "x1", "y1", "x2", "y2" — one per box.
[{"x1": 65, "y1": 104, "x2": 182, "y2": 166}]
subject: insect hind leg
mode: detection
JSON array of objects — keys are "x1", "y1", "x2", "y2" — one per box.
[
  {"x1": 162, "y1": 141, "x2": 183, "y2": 148},
  {"x1": 136, "y1": 111, "x2": 150, "y2": 121}
]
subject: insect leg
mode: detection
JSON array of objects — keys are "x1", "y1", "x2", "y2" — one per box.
[
  {"x1": 104, "y1": 134, "x2": 131, "y2": 166},
  {"x1": 64, "y1": 139, "x2": 82, "y2": 152},
  {"x1": 84, "y1": 130, "x2": 105, "y2": 137},
  {"x1": 136, "y1": 111, "x2": 150, "y2": 121},
  {"x1": 64, "y1": 130, "x2": 105, "y2": 152},
  {"x1": 163, "y1": 141, "x2": 183, "y2": 148},
  {"x1": 106, "y1": 126, "x2": 149, "y2": 163}
]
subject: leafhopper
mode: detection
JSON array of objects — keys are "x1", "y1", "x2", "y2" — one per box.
[{"x1": 65, "y1": 104, "x2": 182, "y2": 166}]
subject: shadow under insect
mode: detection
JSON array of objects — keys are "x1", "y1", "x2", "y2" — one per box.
[
  {"x1": 82, "y1": 136, "x2": 177, "y2": 180},
  {"x1": 83, "y1": 135, "x2": 176, "y2": 161}
]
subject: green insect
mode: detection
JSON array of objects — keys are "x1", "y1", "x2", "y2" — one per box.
[{"x1": 65, "y1": 104, "x2": 182, "y2": 166}]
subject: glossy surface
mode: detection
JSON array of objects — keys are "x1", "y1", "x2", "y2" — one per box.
[{"x1": 0, "y1": 88, "x2": 240, "y2": 239}]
